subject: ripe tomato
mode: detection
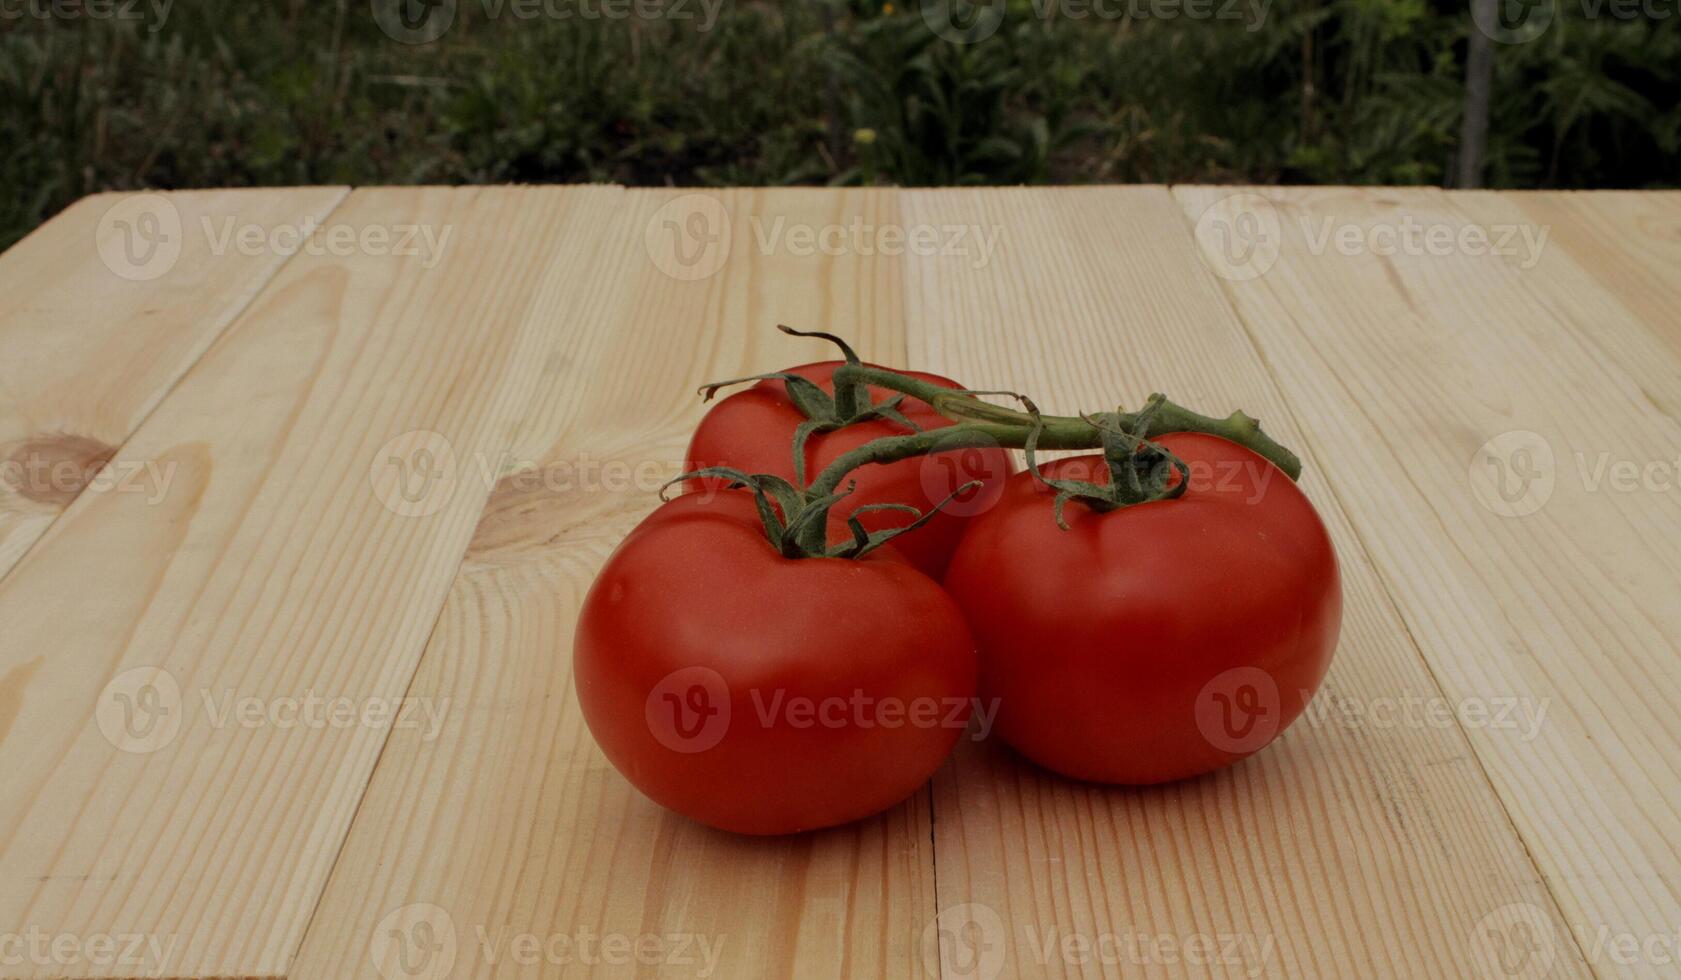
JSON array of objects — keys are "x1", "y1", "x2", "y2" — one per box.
[
  {"x1": 574, "y1": 489, "x2": 978, "y2": 834},
  {"x1": 686, "y1": 361, "x2": 1014, "y2": 578},
  {"x1": 943, "y1": 433, "x2": 1341, "y2": 784}
]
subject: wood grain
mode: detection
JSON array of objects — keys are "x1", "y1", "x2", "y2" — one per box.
[
  {"x1": 3, "y1": 185, "x2": 1674, "y2": 980},
  {"x1": 1492, "y1": 191, "x2": 1681, "y2": 356},
  {"x1": 900, "y1": 186, "x2": 1585, "y2": 979},
  {"x1": 290, "y1": 188, "x2": 939, "y2": 979},
  {"x1": 0, "y1": 186, "x2": 618, "y2": 978},
  {"x1": 1175, "y1": 184, "x2": 1681, "y2": 978},
  {"x1": 0, "y1": 188, "x2": 348, "y2": 581}
]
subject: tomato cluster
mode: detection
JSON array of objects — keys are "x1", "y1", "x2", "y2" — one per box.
[{"x1": 574, "y1": 339, "x2": 1341, "y2": 835}]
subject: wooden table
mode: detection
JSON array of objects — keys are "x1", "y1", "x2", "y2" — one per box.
[{"x1": 0, "y1": 186, "x2": 1675, "y2": 979}]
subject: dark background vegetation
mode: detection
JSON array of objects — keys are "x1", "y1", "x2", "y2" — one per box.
[{"x1": 3, "y1": 0, "x2": 1678, "y2": 250}]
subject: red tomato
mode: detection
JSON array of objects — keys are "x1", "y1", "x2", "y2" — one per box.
[
  {"x1": 574, "y1": 489, "x2": 978, "y2": 834},
  {"x1": 685, "y1": 361, "x2": 1015, "y2": 578},
  {"x1": 943, "y1": 433, "x2": 1341, "y2": 784}
]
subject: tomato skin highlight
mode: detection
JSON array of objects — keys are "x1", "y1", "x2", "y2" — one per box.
[
  {"x1": 943, "y1": 433, "x2": 1342, "y2": 784},
  {"x1": 574, "y1": 490, "x2": 978, "y2": 835},
  {"x1": 685, "y1": 360, "x2": 1015, "y2": 578}
]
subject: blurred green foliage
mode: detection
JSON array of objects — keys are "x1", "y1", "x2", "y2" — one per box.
[{"x1": 2, "y1": 0, "x2": 1677, "y2": 249}]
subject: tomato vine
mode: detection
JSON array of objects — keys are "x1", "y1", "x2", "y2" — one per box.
[{"x1": 674, "y1": 325, "x2": 1304, "y2": 559}]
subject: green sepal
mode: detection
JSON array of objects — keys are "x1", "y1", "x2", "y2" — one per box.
[
  {"x1": 697, "y1": 371, "x2": 837, "y2": 422},
  {"x1": 839, "y1": 482, "x2": 981, "y2": 559},
  {"x1": 776, "y1": 324, "x2": 868, "y2": 417},
  {"x1": 779, "y1": 483, "x2": 857, "y2": 557}
]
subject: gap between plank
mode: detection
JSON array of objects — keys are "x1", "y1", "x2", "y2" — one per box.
[{"x1": 287, "y1": 555, "x2": 458, "y2": 979}]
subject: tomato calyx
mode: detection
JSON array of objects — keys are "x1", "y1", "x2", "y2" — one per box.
[
  {"x1": 1021, "y1": 397, "x2": 1195, "y2": 529},
  {"x1": 662, "y1": 466, "x2": 982, "y2": 561},
  {"x1": 697, "y1": 326, "x2": 925, "y2": 485}
]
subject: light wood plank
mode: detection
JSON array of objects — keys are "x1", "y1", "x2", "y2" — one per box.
[
  {"x1": 1492, "y1": 191, "x2": 1681, "y2": 356},
  {"x1": 0, "y1": 188, "x2": 349, "y2": 579},
  {"x1": 291, "y1": 188, "x2": 938, "y2": 979},
  {"x1": 0, "y1": 186, "x2": 621, "y2": 978},
  {"x1": 1175, "y1": 184, "x2": 1681, "y2": 978},
  {"x1": 900, "y1": 186, "x2": 1585, "y2": 979},
  {"x1": 1447, "y1": 190, "x2": 1681, "y2": 483}
]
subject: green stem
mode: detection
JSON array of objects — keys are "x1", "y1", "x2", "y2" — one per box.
[
  {"x1": 829, "y1": 364, "x2": 1302, "y2": 480},
  {"x1": 793, "y1": 366, "x2": 1302, "y2": 555},
  {"x1": 805, "y1": 422, "x2": 1084, "y2": 498}
]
